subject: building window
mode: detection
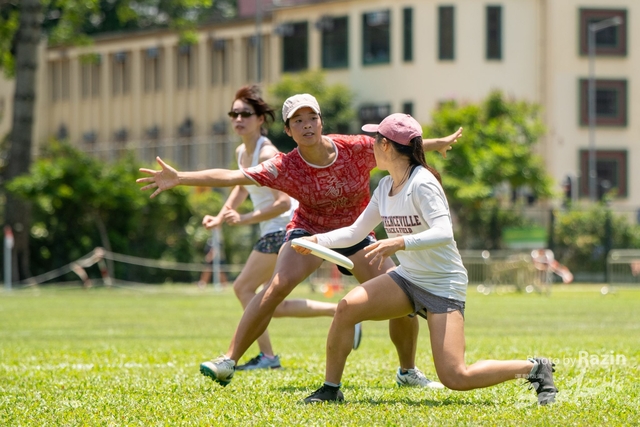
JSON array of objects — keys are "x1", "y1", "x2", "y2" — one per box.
[
  {"x1": 359, "y1": 103, "x2": 391, "y2": 128},
  {"x1": 579, "y1": 9, "x2": 627, "y2": 56},
  {"x1": 49, "y1": 59, "x2": 70, "y2": 102},
  {"x1": 245, "y1": 36, "x2": 258, "y2": 82},
  {"x1": 403, "y1": 8, "x2": 413, "y2": 62},
  {"x1": 281, "y1": 22, "x2": 309, "y2": 72},
  {"x1": 579, "y1": 79, "x2": 627, "y2": 127},
  {"x1": 362, "y1": 10, "x2": 390, "y2": 65},
  {"x1": 486, "y1": 5, "x2": 502, "y2": 60},
  {"x1": 144, "y1": 48, "x2": 162, "y2": 93},
  {"x1": 211, "y1": 39, "x2": 229, "y2": 86},
  {"x1": 438, "y1": 6, "x2": 455, "y2": 60},
  {"x1": 177, "y1": 44, "x2": 195, "y2": 89},
  {"x1": 579, "y1": 150, "x2": 627, "y2": 198},
  {"x1": 112, "y1": 52, "x2": 130, "y2": 96},
  {"x1": 320, "y1": 16, "x2": 349, "y2": 69},
  {"x1": 402, "y1": 102, "x2": 414, "y2": 116},
  {"x1": 81, "y1": 56, "x2": 101, "y2": 99}
]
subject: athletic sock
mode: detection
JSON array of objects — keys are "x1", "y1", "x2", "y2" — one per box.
[
  {"x1": 323, "y1": 381, "x2": 341, "y2": 389},
  {"x1": 527, "y1": 358, "x2": 539, "y2": 377}
]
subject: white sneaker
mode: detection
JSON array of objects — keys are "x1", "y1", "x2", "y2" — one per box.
[
  {"x1": 200, "y1": 356, "x2": 235, "y2": 386},
  {"x1": 353, "y1": 323, "x2": 363, "y2": 350},
  {"x1": 396, "y1": 367, "x2": 444, "y2": 389}
]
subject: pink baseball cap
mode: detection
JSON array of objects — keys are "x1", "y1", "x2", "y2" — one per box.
[
  {"x1": 282, "y1": 93, "x2": 321, "y2": 120},
  {"x1": 362, "y1": 113, "x2": 423, "y2": 146}
]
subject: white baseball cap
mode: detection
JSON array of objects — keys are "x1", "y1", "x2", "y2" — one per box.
[{"x1": 282, "y1": 93, "x2": 321, "y2": 120}]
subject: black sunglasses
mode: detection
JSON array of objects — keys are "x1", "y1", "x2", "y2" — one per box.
[{"x1": 228, "y1": 111, "x2": 256, "y2": 119}]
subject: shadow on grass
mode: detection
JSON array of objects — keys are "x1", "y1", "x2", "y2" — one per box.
[{"x1": 277, "y1": 386, "x2": 495, "y2": 407}]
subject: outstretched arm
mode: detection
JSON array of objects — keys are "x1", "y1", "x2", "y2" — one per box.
[
  {"x1": 422, "y1": 127, "x2": 463, "y2": 158},
  {"x1": 137, "y1": 157, "x2": 252, "y2": 198}
]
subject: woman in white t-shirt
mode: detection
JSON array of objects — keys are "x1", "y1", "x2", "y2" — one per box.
[
  {"x1": 200, "y1": 86, "x2": 338, "y2": 371},
  {"x1": 297, "y1": 113, "x2": 558, "y2": 406}
]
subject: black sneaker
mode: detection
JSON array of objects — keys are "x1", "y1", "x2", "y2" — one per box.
[
  {"x1": 303, "y1": 385, "x2": 344, "y2": 403},
  {"x1": 527, "y1": 357, "x2": 558, "y2": 405}
]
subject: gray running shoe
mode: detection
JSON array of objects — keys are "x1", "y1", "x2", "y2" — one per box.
[
  {"x1": 303, "y1": 385, "x2": 344, "y2": 403},
  {"x1": 353, "y1": 323, "x2": 363, "y2": 350},
  {"x1": 199, "y1": 356, "x2": 235, "y2": 386},
  {"x1": 236, "y1": 353, "x2": 282, "y2": 371},
  {"x1": 526, "y1": 357, "x2": 558, "y2": 405},
  {"x1": 396, "y1": 367, "x2": 445, "y2": 389}
]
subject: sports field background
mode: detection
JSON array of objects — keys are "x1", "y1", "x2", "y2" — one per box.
[{"x1": 1, "y1": 284, "x2": 639, "y2": 425}]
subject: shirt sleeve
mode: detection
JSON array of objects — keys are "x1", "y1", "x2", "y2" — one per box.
[
  {"x1": 403, "y1": 181, "x2": 453, "y2": 250},
  {"x1": 315, "y1": 187, "x2": 382, "y2": 248},
  {"x1": 403, "y1": 215, "x2": 453, "y2": 250},
  {"x1": 240, "y1": 153, "x2": 286, "y2": 188}
]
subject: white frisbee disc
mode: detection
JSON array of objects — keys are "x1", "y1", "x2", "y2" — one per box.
[{"x1": 291, "y1": 238, "x2": 354, "y2": 270}]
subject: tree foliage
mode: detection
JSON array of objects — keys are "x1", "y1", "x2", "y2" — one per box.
[
  {"x1": 424, "y1": 90, "x2": 555, "y2": 249},
  {"x1": 0, "y1": 0, "x2": 235, "y2": 74},
  {"x1": 553, "y1": 205, "x2": 640, "y2": 275},
  {"x1": 0, "y1": 0, "x2": 234, "y2": 281},
  {"x1": 267, "y1": 70, "x2": 356, "y2": 152},
  {"x1": 6, "y1": 142, "x2": 201, "y2": 283}
]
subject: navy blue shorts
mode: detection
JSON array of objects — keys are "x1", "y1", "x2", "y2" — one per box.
[{"x1": 254, "y1": 230, "x2": 286, "y2": 254}]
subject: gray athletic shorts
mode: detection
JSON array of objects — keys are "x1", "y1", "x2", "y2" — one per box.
[{"x1": 388, "y1": 270, "x2": 465, "y2": 319}]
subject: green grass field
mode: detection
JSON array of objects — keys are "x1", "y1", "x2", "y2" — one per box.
[{"x1": 1, "y1": 283, "x2": 639, "y2": 426}]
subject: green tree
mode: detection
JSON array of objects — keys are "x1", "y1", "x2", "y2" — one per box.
[
  {"x1": 6, "y1": 142, "x2": 198, "y2": 283},
  {"x1": 553, "y1": 205, "x2": 640, "y2": 276},
  {"x1": 424, "y1": 90, "x2": 555, "y2": 249},
  {"x1": 0, "y1": 0, "x2": 225, "y2": 281},
  {"x1": 267, "y1": 70, "x2": 356, "y2": 152}
]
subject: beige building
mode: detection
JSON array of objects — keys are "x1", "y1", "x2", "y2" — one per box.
[{"x1": 0, "y1": 0, "x2": 637, "y2": 212}]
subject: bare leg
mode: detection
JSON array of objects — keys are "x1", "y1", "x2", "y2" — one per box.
[
  {"x1": 324, "y1": 274, "x2": 414, "y2": 384},
  {"x1": 234, "y1": 249, "x2": 338, "y2": 356},
  {"x1": 232, "y1": 250, "x2": 279, "y2": 356},
  {"x1": 348, "y1": 249, "x2": 418, "y2": 372},
  {"x1": 225, "y1": 243, "x2": 324, "y2": 362},
  {"x1": 389, "y1": 315, "x2": 419, "y2": 370},
  {"x1": 427, "y1": 311, "x2": 533, "y2": 390}
]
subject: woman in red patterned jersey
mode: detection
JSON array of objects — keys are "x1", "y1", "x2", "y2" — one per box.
[
  {"x1": 201, "y1": 85, "x2": 342, "y2": 372},
  {"x1": 137, "y1": 93, "x2": 462, "y2": 388}
]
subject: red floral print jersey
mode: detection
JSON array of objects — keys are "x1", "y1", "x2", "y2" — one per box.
[{"x1": 241, "y1": 134, "x2": 377, "y2": 235}]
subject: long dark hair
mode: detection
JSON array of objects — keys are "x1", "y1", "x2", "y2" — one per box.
[
  {"x1": 378, "y1": 134, "x2": 442, "y2": 184},
  {"x1": 233, "y1": 85, "x2": 276, "y2": 136}
]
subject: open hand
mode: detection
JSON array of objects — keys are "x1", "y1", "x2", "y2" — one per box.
[
  {"x1": 364, "y1": 237, "x2": 405, "y2": 270},
  {"x1": 137, "y1": 157, "x2": 179, "y2": 198},
  {"x1": 438, "y1": 127, "x2": 463, "y2": 159}
]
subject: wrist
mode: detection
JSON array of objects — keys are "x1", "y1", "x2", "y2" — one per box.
[{"x1": 399, "y1": 237, "x2": 406, "y2": 250}]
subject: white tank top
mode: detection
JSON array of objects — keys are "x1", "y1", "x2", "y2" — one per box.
[{"x1": 237, "y1": 136, "x2": 297, "y2": 237}]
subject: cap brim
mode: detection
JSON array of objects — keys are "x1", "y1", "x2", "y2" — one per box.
[
  {"x1": 361, "y1": 124, "x2": 379, "y2": 133},
  {"x1": 285, "y1": 103, "x2": 320, "y2": 119}
]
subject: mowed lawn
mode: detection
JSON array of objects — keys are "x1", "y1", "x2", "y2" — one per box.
[{"x1": 1, "y1": 283, "x2": 638, "y2": 426}]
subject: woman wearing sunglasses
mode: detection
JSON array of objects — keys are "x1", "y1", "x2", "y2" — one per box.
[
  {"x1": 200, "y1": 86, "x2": 351, "y2": 372},
  {"x1": 138, "y1": 93, "x2": 462, "y2": 389}
]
